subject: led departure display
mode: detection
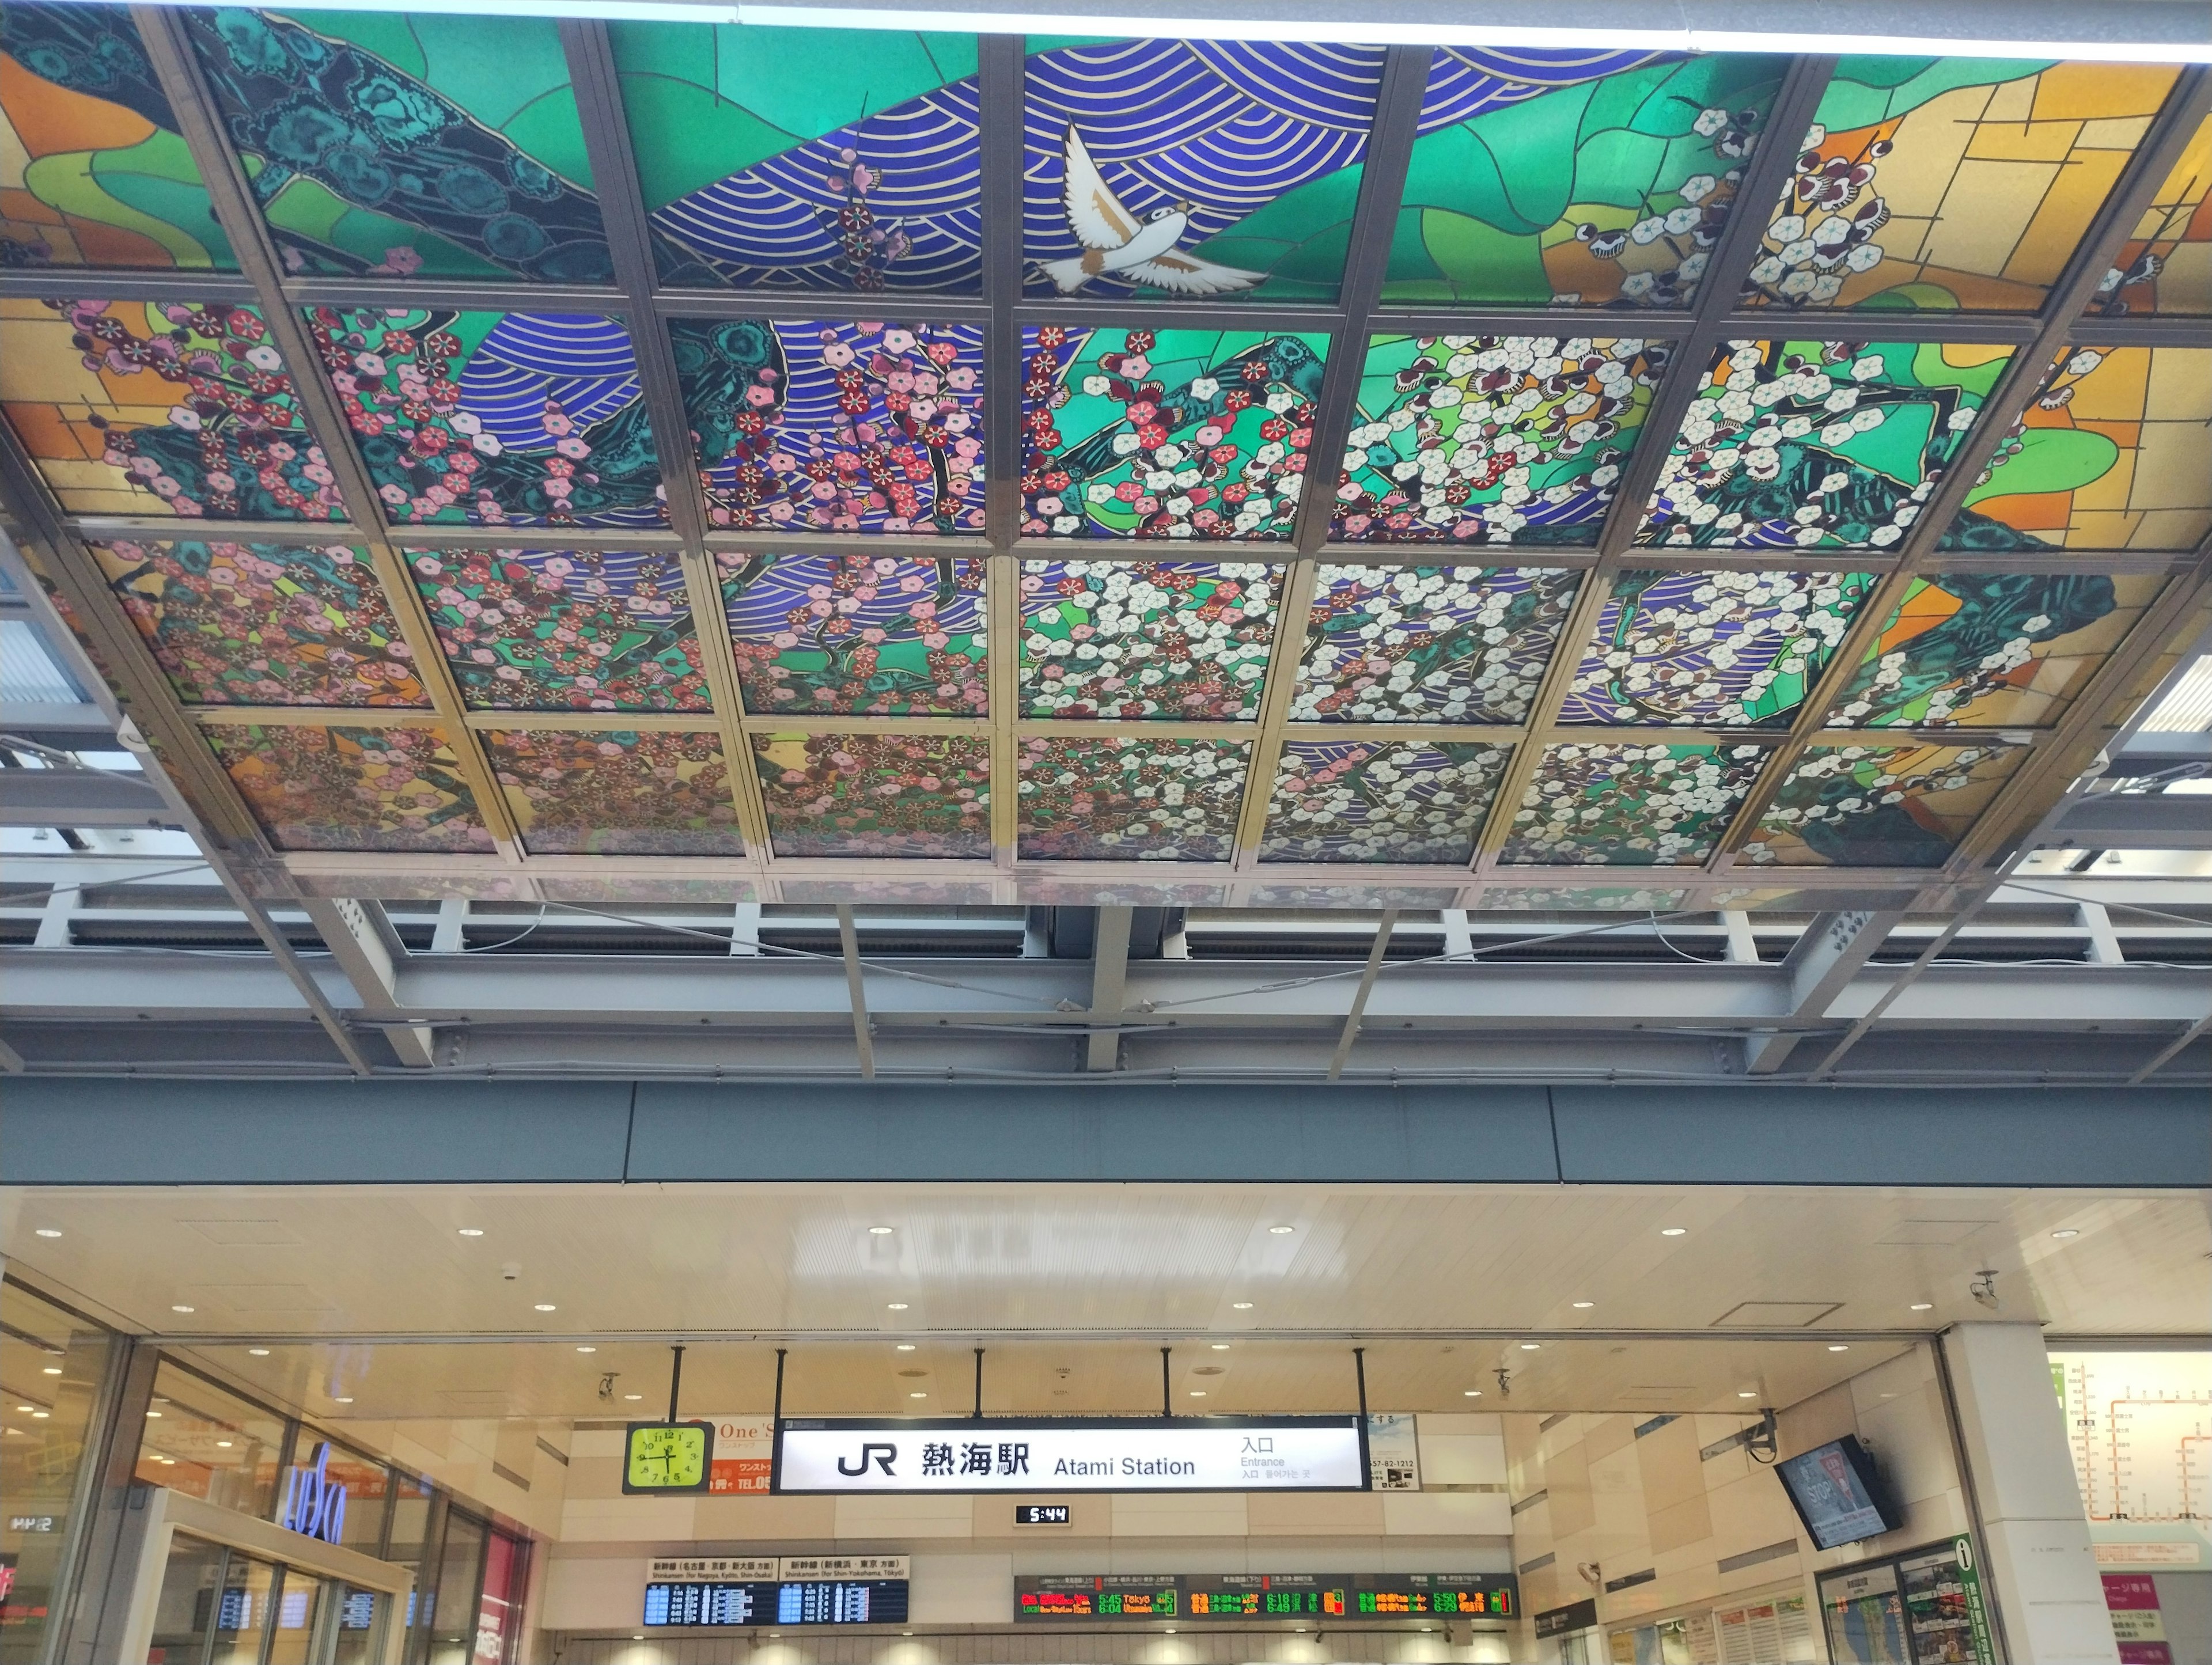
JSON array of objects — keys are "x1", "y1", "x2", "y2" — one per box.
[
  {"x1": 1014, "y1": 1573, "x2": 1516, "y2": 1621},
  {"x1": 642, "y1": 1579, "x2": 908, "y2": 1629}
]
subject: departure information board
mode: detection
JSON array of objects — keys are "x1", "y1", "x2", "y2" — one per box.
[
  {"x1": 1015, "y1": 1573, "x2": 1515, "y2": 1621},
  {"x1": 642, "y1": 1580, "x2": 908, "y2": 1629}
]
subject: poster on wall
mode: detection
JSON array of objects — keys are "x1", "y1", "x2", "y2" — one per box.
[
  {"x1": 2103, "y1": 1573, "x2": 2172, "y2": 1665},
  {"x1": 1819, "y1": 1539, "x2": 1994, "y2": 1665},
  {"x1": 1366, "y1": 1414, "x2": 1419, "y2": 1490},
  {"x1": 1714, "y1": 1594, "x2": 1813, "y2": 1664},
  {"x1": 1819, "y1": 1561, "x2": 1908, "y2": 1664}
]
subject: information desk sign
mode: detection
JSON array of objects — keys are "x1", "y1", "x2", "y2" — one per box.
[
  {"x1": 775, "y1": 1416, "x2": 1366, "y2": 1493},
  {"x1": 1015, "y1": 1574, "x2": 1516, "y2": 1622}
]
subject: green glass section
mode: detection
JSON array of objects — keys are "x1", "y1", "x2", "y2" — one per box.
[
  {"x1": 1019, "y1": 560, "x2": 1282, "y2": 720},
  {"x1": 1335, "y1": 334, "x2": 1665, "y2": 544},
  {"x1": 1637, "y1": 339, "x2": 2015, "y2": 549},
  {"x1": 753, "y1": 731, "x2": 991, "y2": 859},
  {"x1": 1502, "y1": 741, "x2": 1768, "y2": 866},
  {"x1": 1743, "y1": 742, "x2": 2025, "y2": 867},
  {"x1": 1381, "y1": 54, "x2": 1787, "y2": 308}
]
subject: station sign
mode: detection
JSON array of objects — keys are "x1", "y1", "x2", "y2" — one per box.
[
  {"x1": 774, "y1": 1416, "x2": 1366, "y2": 1493},
  {"x1": 1015, "y1": 1572, "x2": 1516, "y2": 1621}
]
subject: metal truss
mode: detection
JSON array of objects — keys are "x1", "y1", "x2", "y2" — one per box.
[{"x1": 1, "y1": 35, "x2": 2208, "y2": 906}]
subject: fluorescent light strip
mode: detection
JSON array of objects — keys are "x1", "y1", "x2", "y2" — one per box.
[{"x1": 105, "y1": 0, "x2": 2212, "y2": 60}]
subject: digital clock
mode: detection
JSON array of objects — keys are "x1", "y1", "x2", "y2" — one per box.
[{"x1": 624, "y1": 1421, "x2": 715, "y2": 1494}]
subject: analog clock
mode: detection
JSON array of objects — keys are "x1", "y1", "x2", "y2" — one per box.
[{"x1": 623, "y1": 1421, "x2": 715, "y2": 1494}]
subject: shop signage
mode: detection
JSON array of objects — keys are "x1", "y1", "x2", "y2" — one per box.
[
  {"x1": 278, "y1": 1442, "x2": 346, "y2": 1545},
  {"x1": 1535, "y1": 1598, "x2": 1597, "y2": 1639},
  {"x1": 774, "y1": 1416, "x2": 1366, "y2": 1493},
  {"x1": 1016, "y1": 1572, "x2": 1515, "y2": 1621}
]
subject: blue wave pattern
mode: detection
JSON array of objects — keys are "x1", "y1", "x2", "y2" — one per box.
[
  {"x1": 1021, "y1": 40, "x2": 1385, "y2": 299},
  {"x1": 653, "y1": 85, "x2": 984, "y2": 291},
  {"x1": 1418, "y1": 47, "x2": 1679, "y2": 132},
  {"x1": 459, "y1": 314, "x2": 646, "y2": 451}
]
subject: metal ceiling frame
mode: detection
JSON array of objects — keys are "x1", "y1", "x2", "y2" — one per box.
[{"x1": 0, "y1": 26, "x2": 2207, "y2": 906}]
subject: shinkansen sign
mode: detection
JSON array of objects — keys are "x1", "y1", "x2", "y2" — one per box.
[{"x1": 774, "y1": 1416, "x2": 1368, "y2": 1493}]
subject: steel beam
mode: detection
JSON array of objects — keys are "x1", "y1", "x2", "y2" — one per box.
[
  {"x1": 1743, "y1": 909, "x2": 1907, "y2": 1075},
  {"x1": 296, "y1": 898, "x2": 436, "y2": 1068}
]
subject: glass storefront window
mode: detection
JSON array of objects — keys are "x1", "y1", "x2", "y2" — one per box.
[
  {"x1": 0, "y1": 1281, "x2": 116, "y2": 1665},
  {"x1": 145, "y1": 1534, "x2": 226, "y2": 1665},
  {"x1": 472, "y1": 1532, "x2": 527, "y2": 1665},
  {"x1": 423, "y1": 1510, "x2": 487, "y2": 1665},
  {"x1": 137, "y1": 1363, "x2": 287, "y2": 1519},
  {"x1": 264, "y1": 1569, "x2": 323, "y2": 1665},
  {"x1": 206, "y1": 1553, "x2": 277, "y2": 1665},
  {"x1": 332, "y1": 1586, "x2": 388, "y2": 1665}
]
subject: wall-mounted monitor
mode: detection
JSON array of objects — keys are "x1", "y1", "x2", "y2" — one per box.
[{"x1": 1777, "y1": 1435, "x2": 1903, "y2": 1550}]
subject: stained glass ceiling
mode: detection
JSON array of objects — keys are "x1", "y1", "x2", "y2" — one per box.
[{"x1": 1, "y1": 6, "x2": 2205, "y2": 904}]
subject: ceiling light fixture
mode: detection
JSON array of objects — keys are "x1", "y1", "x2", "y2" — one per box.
[
  {"x1": 1463, "y1": 1390, "x2": 1482, "y2": 1397},
  {"x1": 576, "y1": 1345, "x2": 597, "y2": 1353},
  {"x1": 1910, "y1": 1302, "x2": 1934, "y2": 1311},
  {"x1": 626, "y1": 1393, "x2": 643, "y2": 1401},
  {"x1": 869, "y1": 1226, "x2": 895, "y2": 1235},
  {"x1": 1190, "y1": 1390, "x2": 1207, "y2": 1398},
  {"x1": 457, "y1": 1228, "x2": 484, "y2": 1237},
  {"x1": 896, "y1": 1344, "x2": 917, "y2": 1352},
  {"x1": 534, "y1": 1303, "x2": 558, "y2": 1312},
  {"x1": 248, "y1": 1348, "x2": 270, "y2": 1356},
  {"x1": 1520, "y1": 1342, "x2": 1541, "y2": 1351},
  {"x1": 1268, "y1": 1226, "x2": 1295, "y2": 1235},
  {"x1": 31, "y1": 1411, "x2": 50, "y2": 1420},
  {"x1": 13, "y1": 1406, "x2": 32, "y2": 1413},
  {"x1": 1571, "y1": 1301, "x2": 1594, "y2": 1309},
  {"x1": 1827, "y1": 1344, "x2": 1850, "y2": 1353},
  {"x1": 170, "y1": 1305, "x2": 195, "y2": 1314},
  {"x1": 910, "y1": 1391, "x2": 927, "y2": 1398},
  {"x1": 1738, "y1": 1391, "x2": 1758, "y2": 1399},
  {"x1": 2051, "y1": 1228, "x2": 2080, "y2": 1239},
  {"x1": 217, "y1": 1440, "x2": 233, "y2": 1448},
  {"x1": 145, "y1": 1410, "x2": 161, "y2": 1418},
  {"x1": 887, "y1": 1302, "x2": 909, "y2": 1311},
  {"x1": 1660, "y1": 1227, "x2": 1688, "y2": 1237},
  {"x1": 41, "y1": 1367, "x2": 60, "y2": 1376},
  {"x1": 1232, "y1": 1302, "x2": 1253, "y2": 1310},
  {"x1": 33, "y1": 1228, "x2": 61, "y2": 1238},
  {"x1": 334, "y1": 1396, "x2": 354, "y2": 1404}
]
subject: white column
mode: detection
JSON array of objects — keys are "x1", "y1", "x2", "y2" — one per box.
[{"x1": 1941, "y1": 1322, "x2": 2116, "y2": 1665}]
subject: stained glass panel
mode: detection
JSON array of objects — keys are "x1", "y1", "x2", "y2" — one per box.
[
  {"x1": 1018, "y1": 735, "x2": 1249, "y2": 860},
  {"x1": 1743, "y1": 741, "x2": 2025, "y2": 866},
  {"x1": 303, "y1": 307, "x2": 664, "y2": 527},
  {"x1": 721, "y1": 552, "x2": 987, "y2": 716},
  {"x1": 1260, "y1": 739, "x2": 1510, "y2": 864},
  {"x1": 484, "y1": 727, "x2": 742, "y2": 855},
  {"x1": 2096, "y1": 112, "x2": 2211, "y2": 316},
  {"x1": 753, "y1": 731, "x2": 990, "y2": 858},
  {"x1": 204, "y1": 720, "x2": 495, "y2": 851},
  {"x1": 1291, "y1": 565, "x2": 1578, "y2": 725},
  {"x1": 1827, "y1": 572, "x2": 2164, "y2": 728},
  {"x1": 1020, "y1": 560, "x2": 1280, "y2": 720},
  {"x1": 0, "y1": 298, "x2": 344, "y2": 520},
  {"x1": 1334, "y1": 335, "x2": 1665, "y2": 545},
  {"x1": 1743, "y1": 59, "x2": 2182, "y2": 312},
  {"x1": 1022, "y1": 40, "x2": 1382, "y2": 303},
  {"x1": 1382, "y1": 51, "x2": 1787, "y2": 308},
  {"x1": 92, "y1": 537, "x2": 426, "y2": 706},
  {"x1": 1637, "y1": 339, "x2": 2014, "y2": 549},
  {"x1": 609, "y1": 22, "x2": 980, "y2": 291},
  {"x1": 408, "y1": 546, "x2": 709, "y2": 712},
  {"x1": 1559, "y1": 569, "x2": 1877, "y2": 727},
  {"x1": 1502, "y1": 741, "x2": 1767, "y2": 865},
  {"x1": 1021, "y1": 325, "x2": 1327, "y2": 539},
  {"x1": 1951, "y1": 346, "x2": 2212, "y2": 552},
  {"x1": 671, "y1": 318, "x2": 986, "y2": 534},
  {"x1": 183, "y1": 8, "x2": 609, "y2": 283},
  {"x1": 1, "y1": 2, "x2": 236, "y2": 269}
]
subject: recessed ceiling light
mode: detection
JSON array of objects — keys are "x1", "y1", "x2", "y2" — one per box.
[
  {"x1": 2051, "y1": 1228, "x2": 2080, "y2": 1239},
  {"x1": 1520, "y1": 1342, "x2": 1540, "y2": 1351},
  {"x1": 909, "y1": 1391, "x2": 927, "y2": 1398},
  {"x1": 1232, "y1": 1302, "x2": 1253, "y2": 1310},
  {"x1": 31, "y1": 1411, "x2": 49, "y2": 1420},
  {"x1": 1910, "y1": 1303, "x2": 1934, "y2": 1311},
  {"x1": 33, "y1": 1228, "x2": 60, "y2": 1238},
  {"x1": 1190, "y1": 1390, "x2": 1206, "y2": 1398},
  {"x1": 626, "y1": 1393, "x2": 643, "y2": 1401},
  {"x1": 1660, "y1": 1227, "x2": 1687, "y2": 1237},
  {"x1": 216, "y1": 1440, "x2": 233, "y2": 1448},
  {"x1": 869, "y1": 1226, "x2": 895, "y2": 1235},
  {"x1": 13, "y1": 1406, "x2": 32, "y2": 1413},
  {"x1": 1211, "y1": 1343, "x2": 1230, "y2": 1351},
  {"x1": 41, "y1": 1367, "x2": 60, "y2": 1376},
  {"x1": 1268, "y1": 1226, "x2": 1295, "y2": 1235},
  {"x1": 534, "y1": 1303, "x2": 558, "y2": 1313},
  {"x1": 1827, "y1": 1344, "x2": 1850, "y2": 1353},
  {"x1": 896, "y1": 1344, "x2": 917, "y2": 1352},
  {"x1": 248, "y1": 1348, "x2": 270, "y2": 1356},
  {"x1": 887, "y1": 1302, "x2": 909, "y2": 1311},
  {"x1": 1463, "y1": 1390, "x2": 1482, "y2": 1398},
  {"x1": 1738, "y1": 1391, "x2": 1758, "y2": 1399},
  {"x1": 457, "y1": 1228, "x2": 484, "y2": 1237},
  {"x1": 171, "y1": 1305, "x2": 195, "y2": 1314},
  {"x1": 576, "y1": 1345, "x2": 597, "y2": 1353},
  {"x1": 333, "y1": 1396, "x2": 354, "y2": 1404},
  {"x1": 145, "y1": 1410, "x2": 162, "y2": 1419},
  {"x1": 1571, "y1": 1301, "x2": 1595, "y2": 1309}
]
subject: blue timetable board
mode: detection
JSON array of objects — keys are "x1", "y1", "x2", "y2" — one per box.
[{"x1": 643, "y1": 1579, "x2": 908, "y2": 1629}]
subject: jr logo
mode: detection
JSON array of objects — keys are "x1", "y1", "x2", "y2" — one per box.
[{"x1": 838, "y1": 1442, "x2": 898, "y2": 1477}]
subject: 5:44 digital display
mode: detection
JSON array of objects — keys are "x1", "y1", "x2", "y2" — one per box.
[{"x1": 624, "y1": 1422, "x2": 716, "y2": 1494}]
